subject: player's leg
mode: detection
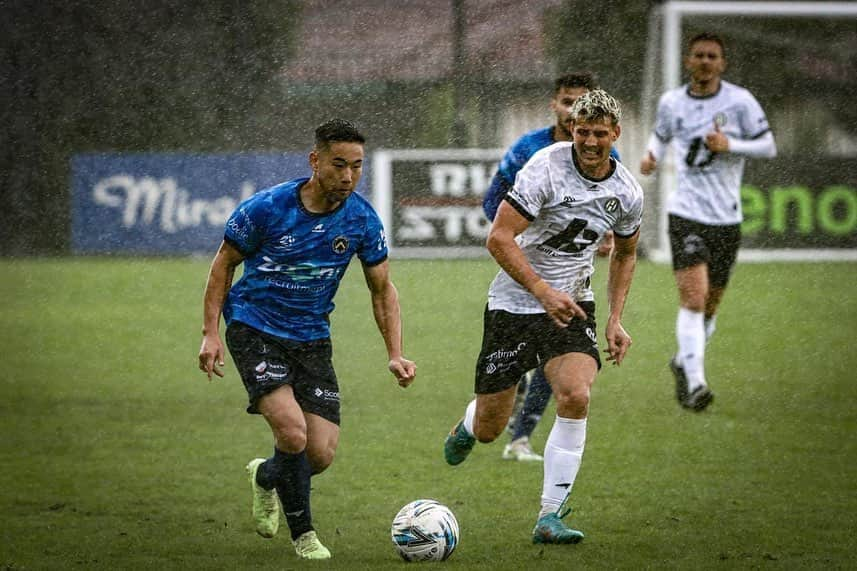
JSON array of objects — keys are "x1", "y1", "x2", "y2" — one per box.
[
  {"x1": 445, "y1": 307, "x2": 530, "y2": 466},
  {"x1": 668, "y1": 215, "x2": 713, "y2": 410},
  {"x1": 287, "y1": 412, "x2": 338, "y2": 560},
  {"x1": 225, "y1": 323, "x2": 288, "y2": 539},
  {"x1": 702, "y1": 223, "x2": 741, "y2": 347},
  {"x1": 445, "y1": 386, "x2": 518, "y2": 466},
  {"x1": 533, "y1": 352, "x2": 597, "y2": 544},
  {"x1": 254, "y1": 386, "x2": 313, "y2": 541},
  {"x1": 503, "y1": 367, "x2": 550, "y2": 462}
]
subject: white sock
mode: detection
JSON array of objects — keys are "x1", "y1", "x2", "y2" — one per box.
[
  {"x1": 704, "y1": 315, "x2": 717, "y2": 343},
  {"x1": 541, "y1": 416, "x2": 587, "y2": 515},
  {"x1": 677, "y1": 307, "x2": 706, "y2": 392},
  {"x1": 462, "y1": 398, "x2": 477, "y2": 436}
]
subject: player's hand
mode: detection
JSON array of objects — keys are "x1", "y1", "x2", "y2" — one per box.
[
  {"x1": 705, "y1": 121, "x2": 729, "y2": 153},
  {"x1": 604, "y1": 318, "x2": 632, "y2": 366},
  {"x1": 535, "y1": 284, "x2": 588, "y2": 328},
  {"x1": 640, "y1": 151, "x2": 658, "y2": 175},
  {"x1": 198, "y1": 334, "x2": 226, "y2": 381},
  {"x1": 389, "y1": 357, "x2": 417, "y2": 388}
]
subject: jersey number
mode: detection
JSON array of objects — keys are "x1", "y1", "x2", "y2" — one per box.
[
  {"x1": 685, "y1": 137, "x2": 716, "y2": 168},
  {"x1": 541, "y1": 218, "x2": 598, "y2": 253}
]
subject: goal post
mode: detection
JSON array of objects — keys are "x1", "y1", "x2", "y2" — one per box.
[{"x1": 644, "y1": 1, "x2": 857, "y2": 262}]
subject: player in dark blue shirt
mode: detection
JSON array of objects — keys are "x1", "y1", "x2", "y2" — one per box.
[
  {"x1": 199, "y1": 119, "x2": 416, "y2": 560},
  {"x1": 483, "y1": 73, "x2": 620, "y2": 463}
]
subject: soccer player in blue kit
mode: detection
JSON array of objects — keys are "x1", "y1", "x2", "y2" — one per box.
[
  {"x1": 484, "y1": 73, "x2": 621, "y2": 463},
  {"x1": 198, "y1": 119, "x2": 417, "y2": 560}
]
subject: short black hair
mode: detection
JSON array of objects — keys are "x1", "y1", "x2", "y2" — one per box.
[
  {"x1": 688, "y1": 32, "x2": 726, "y2": 57},
  {"x1": 314, "y1": 119, "x2": 365, "y2": 149},
  {"x1": 554, "y1": 72, "x2": 599, "y2": 94}
]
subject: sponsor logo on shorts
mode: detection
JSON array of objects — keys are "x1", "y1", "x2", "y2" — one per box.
[
  {"x1": 484, "y1": 342, "x2": 526, "y2": 374},
  {"x1": 254, "y1": 361, "x2": 289, "y2": 382},
  {"x1": 683, "y1": 234, "x2": 704, "y2": 254},
  {"x1": 585, "y1": 327, "x2": 598, "y2": 345},
  {"x1": 313, "y1": 387, "x2": 340, "y2": 401}
]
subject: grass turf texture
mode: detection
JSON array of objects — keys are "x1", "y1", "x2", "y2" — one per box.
[{"x1": 1, "y1": 257, "x2": 855, "y2": 570}]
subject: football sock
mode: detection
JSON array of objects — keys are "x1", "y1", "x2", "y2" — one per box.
[
  {"x1": 255, "y1": 448, "x2": 284, "y2": 490},
  {"x1": 677, "y1": 307, "x2": 706, "y2": 392},
  {"x1": 541, "y1": 416, "x2": 587, "y2": 514},
  {"x1": 512, "y1": 368, "x2": 551, "y2": 441},
  {"x1": 265, "y1": 448, "x2": 314, "y2": 540},
  {"x1": 462, "y1": 398, "x2": 476, "y2": 436},
  {"x1": 704, "y1": 315, "x2": 717, "y2": 343}
]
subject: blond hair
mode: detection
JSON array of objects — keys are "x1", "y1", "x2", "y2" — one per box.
[{"x1": 569, "y1": 89, "x2": 622, "y2": 125}]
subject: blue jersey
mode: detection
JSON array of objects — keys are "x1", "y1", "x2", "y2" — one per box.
[
  {"x1": 483, "y1": 126, "x2": 621, "y2": 221},
  {"x1": 223, "y1": 177, "x2": 388, "y2": 342}
]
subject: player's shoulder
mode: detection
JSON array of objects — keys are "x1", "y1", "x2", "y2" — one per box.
[
  {"x1": 719, "y1": 80, "x2": 760, "y2": 103},
  {"x1": 524, "y1": 141, "x2": 572, "y2": 170},
  {"x1": 660, "y1": 85, "x2": 687, "y2": 106},
  {"x1": 345, "y1": 190, "x2": 377, "y2": 213},
  {"x1": 244, "y1": 177, "x2": 304, "y2": 207},
  {"x1": 611, "y1": 160, "x2": 644, "y2": 198},
  {"x1": 509, "y1": 126, "x2": 554, "y2": 154}
]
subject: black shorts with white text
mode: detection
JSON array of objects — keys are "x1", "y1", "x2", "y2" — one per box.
[
  {"x1": 225, "y1": 321, "x2": 341, "y2": 425},
  {"x1": 474, "y1": 302, "x2": 600, "y2": 395}
]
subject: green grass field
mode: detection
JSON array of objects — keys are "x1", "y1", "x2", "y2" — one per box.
[{"x1": 1, "y1": 257, "x2": 856, "y2": 570}]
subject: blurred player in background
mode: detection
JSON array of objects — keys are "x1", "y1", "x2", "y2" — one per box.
[
  {"x1": 446, "y1": 90, "x2": 643, "y2": 544},
  {"x1": 640, "y1": 32, "x2": 776, "y2": 411},
  {"x1": 483, "y1": 72, "x2": 621, "y2": 463},
  {"x1": 198, "y1": 119, "x2": 416, "y2": 560}
]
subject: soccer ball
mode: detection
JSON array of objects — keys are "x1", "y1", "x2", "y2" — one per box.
[{"x1": 391, "y1": 499, "x2": 460, "y2": 562}]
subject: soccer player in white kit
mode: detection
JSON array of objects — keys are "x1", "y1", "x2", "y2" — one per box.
[
  {"x1": 640, "y1": 32, "x2": 777, "y2": 411},
  {"x1": 444, "y1": 89, "x2": 643, "y2": 544}
]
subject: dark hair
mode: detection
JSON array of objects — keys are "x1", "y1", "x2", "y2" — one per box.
[
  {"x1": 688, "y1": 32, "x2": 726, "y2": 57},
  {"x1": 554, "y1": 72, "x2": 599, "y2": 94},
  {"x1": 314, "y1": 119, "x2": 365, "y2": 149}
]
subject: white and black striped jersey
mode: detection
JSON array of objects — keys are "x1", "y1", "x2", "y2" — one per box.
[
  {"x1": 653, "y1": 80, "x2": 773, "y2": 225},
  {"x1": 488, "y1": 142, "x2": 644, "y2": 314}
]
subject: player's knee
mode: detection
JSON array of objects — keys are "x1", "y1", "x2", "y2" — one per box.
[
  {"x1": 272, "y1": 425, "x2": 307, "y2": 453},
  {"x1": 554, "y1": 385, "x2": 590, "y2": 417},
  {"x1": 473, "y1": 419, "x2": 503, "y2": 443},
  {"x1": 308, "y1": 448, "x2": 335, "y2": 474}
]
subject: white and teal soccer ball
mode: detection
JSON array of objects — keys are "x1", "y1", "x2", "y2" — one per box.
[{"x1": 391, "y1": 499, "x2": 460, "y2": 562}]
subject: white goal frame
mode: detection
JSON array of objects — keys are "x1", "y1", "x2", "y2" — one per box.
[{"x1": 648, "y1": 1, "x2": 857, "y2": 263}]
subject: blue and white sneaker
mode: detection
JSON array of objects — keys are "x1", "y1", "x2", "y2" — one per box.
[{"x1": 444, "y1": 419, "x2": 475, "y2": 466}]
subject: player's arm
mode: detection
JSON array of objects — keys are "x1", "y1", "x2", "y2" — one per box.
[
  {"x1": 640, "y1": 132, "x2": 667, "y2": 175},
  {"x1": 482, "y1": 172, "x2": 514, "y2": 221},
  {"x1": 706, "y1": 124, "x2": 777, "y2": 158},
  {"x1": 487, "y1": 200, "x2": 587, "y2": 328},
  {"x1": 604, "y1": 228, "x2": 640, "y2": 366},
  {"x1": 362, "y1": 260, "x2": 416, "y2": 388},
  {"x1": 198, "y1": 240, "x2": 244, "y2": 380}
]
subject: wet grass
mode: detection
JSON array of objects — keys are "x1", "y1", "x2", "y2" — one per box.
[{"x1": 1, "y1": 257, "x2": 855, "y2": 570}]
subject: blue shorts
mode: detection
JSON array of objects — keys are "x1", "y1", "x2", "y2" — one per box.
[{"x1": 225, "y1": 322, "x2": 341, "y2": 425}]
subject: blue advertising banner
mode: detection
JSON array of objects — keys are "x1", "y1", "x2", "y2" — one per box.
[{"x1": 71, "y1": 153, "x2": 371, "y2": 255}]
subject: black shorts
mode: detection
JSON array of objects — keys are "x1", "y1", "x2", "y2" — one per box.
[
  {"x1": 668, "y1": 214, "x2": 741, "y2": 288},
  {"x1": 225, "y1": 321, "x2": 341, "y2": 425},
  {"x1": 474, "y1": 302, "x2": 601, "y2": 395}
]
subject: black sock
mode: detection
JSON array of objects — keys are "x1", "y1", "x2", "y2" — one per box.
[{"x1": 264, "y1": 448, "x2": 313, "y2": 540}]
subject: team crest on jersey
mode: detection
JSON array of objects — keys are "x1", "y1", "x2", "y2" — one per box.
[
  {"x1": 332, "y1": 236, "x2": 349, "y2": 254},
  {"x1": 714, "y1": 112, "x2": 728, "y2": 127},
  {"x1": 605, "y1": 198, "x2": 619, "y2": 213}
]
